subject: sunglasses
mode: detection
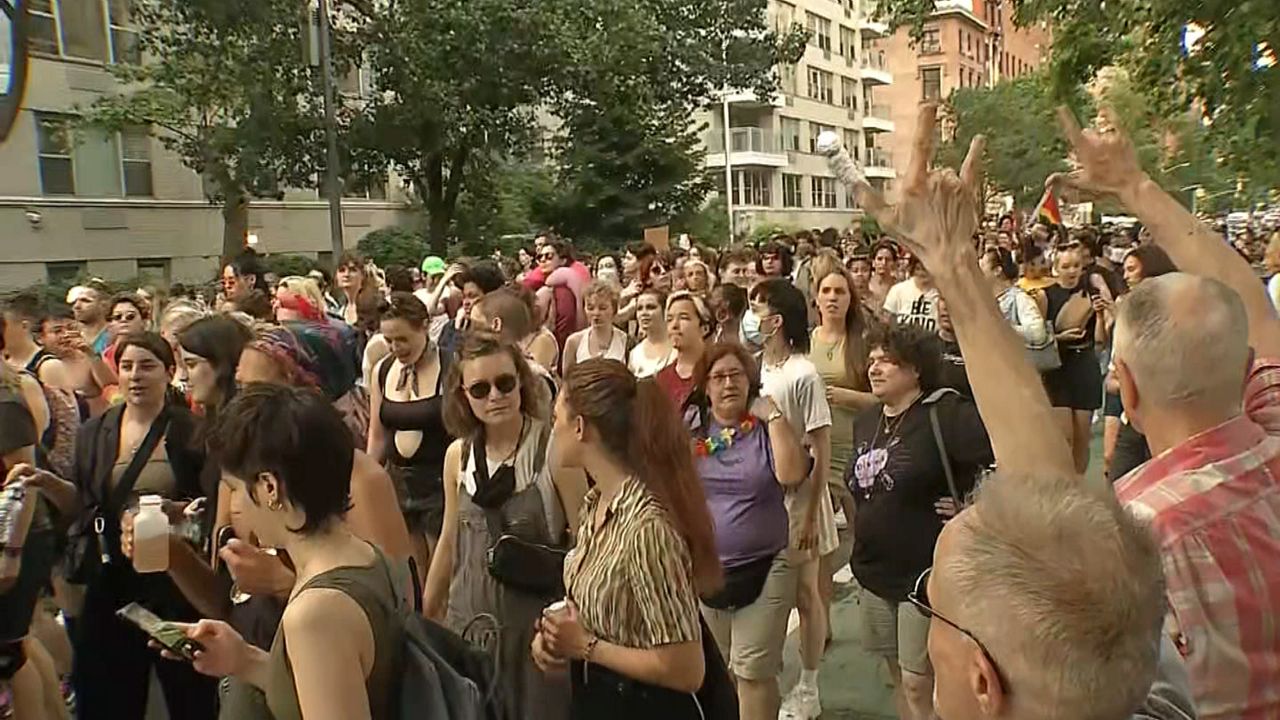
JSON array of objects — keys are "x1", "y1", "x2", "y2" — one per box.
[
  {"x1": 111, "y1": 313, "x2": 140, "y2": 322},
  {"x1": 538, "y1": 253, "x2": 556, "y2": 261},
  {"x1": 907, "y1": 568, "x2": 1007, "y2": 687},
  {"x1": 465, "y1": 373, "x2": 518, "y2": 400}
]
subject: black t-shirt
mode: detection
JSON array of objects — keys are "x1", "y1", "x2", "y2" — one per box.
[
  {"x1": 846, "y1": 391, "x2": 993, "y2": 601},
  {"x1": 0, "y1": 385, "x2": 37, "y2": 471},
  {"x1": 937, "y1": 337, "x2": 971, "y2": 398}
]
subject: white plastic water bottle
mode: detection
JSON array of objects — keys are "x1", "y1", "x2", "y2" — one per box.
[{"x1": 132, "y1": 495, "x2": 170, "y2": 573}]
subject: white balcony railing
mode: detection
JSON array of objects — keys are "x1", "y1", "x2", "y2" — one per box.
[
  {"x1": 861, "y1": 53, "x2": 888, "y2": 71},
  {"x1": 866, "y1": 103, "x2": 891, "y2": 120},
  {"x1": 706, "y1": 127, "x2": 782, "y2": 155},
  {"x1": 866, "y1": 148, "x2": 893, "y2": 168}
]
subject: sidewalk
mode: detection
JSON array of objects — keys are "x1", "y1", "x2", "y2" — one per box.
[{"x1": 779, "y1": 571, "x2": 897, "y2": 720}]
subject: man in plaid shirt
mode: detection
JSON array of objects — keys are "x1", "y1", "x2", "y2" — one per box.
[{"x1": 1054, "y1": 108, "x2": 1280, "y2": 719}]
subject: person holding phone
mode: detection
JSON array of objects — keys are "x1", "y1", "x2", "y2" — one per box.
[
  {"x1": 167, "y1": 385, "x2": 402, "y2": 720},
  {"x1": 69, "y1": 332, "x2": 216, "y2": 720},
  {"x1": 1043, "y1": 244, "x2": 1113, "y2": 473}
]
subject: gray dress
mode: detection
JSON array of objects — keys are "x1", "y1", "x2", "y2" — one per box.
[{"x1": 445, "y1": 419, "x2": 571, "y2": 720}]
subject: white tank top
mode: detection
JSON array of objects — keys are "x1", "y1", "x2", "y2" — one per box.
[{"x1": 573, "y1": 326, "x2": 627, "y2": 364}]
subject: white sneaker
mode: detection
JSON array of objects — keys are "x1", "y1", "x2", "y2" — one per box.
[{"x1": 778, "y1": 682, "x2": 821, "y2": 720}]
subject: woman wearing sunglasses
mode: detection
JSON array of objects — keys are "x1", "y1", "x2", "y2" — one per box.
[{"x1": 427, "y1": 332, "x2": 586, "y2": 719}]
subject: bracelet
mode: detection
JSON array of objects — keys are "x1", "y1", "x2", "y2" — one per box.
[
  {"x1": 583, "y1": 635, "x2": 600, "y2": 662},
  {"x1": 766, "y1": 409, "x2": 785, "y2": 424}
]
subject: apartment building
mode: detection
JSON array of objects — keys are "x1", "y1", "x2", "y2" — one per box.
[
  {"x1": 875, "y1": 0, "x2": 1049, "y2": 196},
  {"x1": 701, "y1": 0, "x2": 895, "y2": 233},
  {"x1": 0, "y1": 0, "x2": 413, "y2": 290}
]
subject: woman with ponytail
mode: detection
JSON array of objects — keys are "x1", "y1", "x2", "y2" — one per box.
[{"x1": 534, "y1": 359, "x2": 729, "y2": 719}]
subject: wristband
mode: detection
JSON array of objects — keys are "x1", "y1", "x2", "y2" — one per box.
[{"x1": 583, "y1": 635, "x2": 600, "y2": 662}]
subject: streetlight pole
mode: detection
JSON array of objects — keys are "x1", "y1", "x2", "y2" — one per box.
[
  {"x1": 317, "y1": 0, "x2": 344, "y2": 261},
  {"x1": 722, "y1": 90, "x2": 735, "y2": 243}
]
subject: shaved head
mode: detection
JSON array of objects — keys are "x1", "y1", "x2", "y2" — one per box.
[{"x1": 1114, "y1": 272, "x2": 1249, "y2": 415}]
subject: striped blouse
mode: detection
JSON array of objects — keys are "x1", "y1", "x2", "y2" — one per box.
[{"x1": 563, "y1": 477, "x2": 700, "y2": 649}]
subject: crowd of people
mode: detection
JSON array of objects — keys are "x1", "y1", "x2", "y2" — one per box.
[{"x1": 0, "y1": 101, "x2": 1276, "y2": 720}]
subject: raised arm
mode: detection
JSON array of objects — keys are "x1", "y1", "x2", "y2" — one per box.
[
  {"x1": 1051, "y1": 107, "x2": 1280, "y2": 358},
  {"x1": 841, "y1": 104, "x2": 1074, "y2": 477}
]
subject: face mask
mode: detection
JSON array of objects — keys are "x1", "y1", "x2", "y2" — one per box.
[{"x1": 740, "y1": 308, "x2": 763, "y2": 347}]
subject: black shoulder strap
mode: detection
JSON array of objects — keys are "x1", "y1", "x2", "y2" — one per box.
[
  {"x1": 927, "y1": 404, "x2": 963, "y2": 507},
  {"x1": 105, "y1": 409, "x2": 171, "y2": 515},
  {"x1": 376, "y1": 354, "x2": 395, "y2": 390}
]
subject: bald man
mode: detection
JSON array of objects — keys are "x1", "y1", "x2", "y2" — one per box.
[
  {"x1": 844, "y1": 102, "x2": 1189, "y2": 720},
  {"x1": 1054, "y1": 107, "x2": 1280, "y2": 719}
]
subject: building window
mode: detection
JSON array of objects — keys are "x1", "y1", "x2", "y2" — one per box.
[
  {"x1": 920, "y1": 27, "x2": 941, "y2": 54},
  {"x1": 810, "y1": 176, "x2": 837, "y2": 209},
  {"x1": 783, "y1": 174, "x2": 803, "y2": 208},
  {"x1": 137, "y1": 259, "x2": 171, "y2": 286},
  {"x1": 841, "y1": 76, "x2": 858, "y2": 108},
  {"x1": 35, "y1": 113, "x2": 154, "y2": 197},
  {"x1": 779, "y1": 63, "x2": 798, "y2": 94},
  {"x1": 843, "y1": 129, "x2": 859, "y2": 156},
  {"x1": 781, "y1": 117, "x2": 802, "y2": 152},
  {"x1": 840, "y1": 26, "x2": 857, "y2": 58},
  {"x1": 344, "y1": 174, "x2": 388, "y2": 200},
  {"x1": 921, "y1": 66, "x2": 942, "y2": 101},
  {"x1": 36, "y1": 115, "x2": 76, "y2": 195},
  {"x1": 108, "y1": 0, "x2": 140, "y2": 64},
  {"x1": 807, "y1": 67, "x2": 833, "y2": 104},
  {"x1": 37, "y1": 0, "x2": 108, "y2": 61},
  {"x1": 773, "y1": 0, "x2": 797, "y2": 33},
  {"x1": 28, "y1": 0, "x2": 137, "y2": 63},
  {"x1": 734, "y1": 169, "x2": 771, "y2": 207},
  {"x1": 120, "y1": 127, "x2": 152, "y2": 196},
  {"x1": 808, "y1": 123, "x2": 836, "y2": 153},
  {"x1": 46, "y1": 261, "x2": 88, "y2": 284},
  {"x1": 806, "y1": 13, "x2": 832, "y2": 52}
]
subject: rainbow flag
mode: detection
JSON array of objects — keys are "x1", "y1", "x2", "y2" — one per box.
[{"x1": 1034, "y1": 188, "x2": 1063, "y2": 226}]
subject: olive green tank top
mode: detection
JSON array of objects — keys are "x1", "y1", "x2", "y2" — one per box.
[{"x1": 264, "y1": 547, "x2": 402, "y2": 720}]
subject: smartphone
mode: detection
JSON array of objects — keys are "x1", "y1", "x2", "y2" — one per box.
[{"x1": 116, "y1": 602, "x2": 203, "y2": 661}]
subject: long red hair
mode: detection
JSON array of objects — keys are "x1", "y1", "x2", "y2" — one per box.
[{"x1": 563, "y1": 359, "x2": 722, "y2": 594}]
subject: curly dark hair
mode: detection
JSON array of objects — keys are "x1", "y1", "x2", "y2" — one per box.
[{"x1": 867, "y1": 321, "x2": 941, "y2": 393}]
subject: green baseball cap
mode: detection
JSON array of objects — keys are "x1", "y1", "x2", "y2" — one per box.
[{"x1": 420, "y1": 256, "x2": 446, "y2": 275}]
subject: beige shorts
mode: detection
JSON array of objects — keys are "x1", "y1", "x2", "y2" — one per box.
[
  {"x1": 821, "y1": 521, "x2": 854, "y2": 578},
  {"x1": 856, "y1": 588, "x2": 932, "y2": 676},
  {"x1": 701, "y1": 553, "x2": 798, "y2": 681}
]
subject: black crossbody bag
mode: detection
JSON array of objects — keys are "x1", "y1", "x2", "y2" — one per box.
[
  {"x1": 64, "y1": 409, "x2": 170, "y2": 584},
  {"x1": 473, "y1": 426, "x2": 568, "y2": 599}
]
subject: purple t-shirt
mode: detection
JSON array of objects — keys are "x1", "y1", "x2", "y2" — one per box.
[{"x1": 693, "y1": 416, "x2": 789, "y2": 569}]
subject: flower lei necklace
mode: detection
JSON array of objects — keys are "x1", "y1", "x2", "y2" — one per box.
[{"x1": 695, "y1": 415, "x2": 759, "y2": 457}]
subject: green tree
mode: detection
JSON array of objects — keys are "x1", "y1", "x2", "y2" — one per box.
[
  {"x1": 353, "y1": 0, "x2": 805, "y2": 254},
  {"x1": 676, "y1": 195, "x2": 732, "y2": 246},
  {"x1": 79, "y1": 0, "x2": 338, "y2": 261},
  {"x1": 874, "y1": 0, "x2": 1280, "y2": 198},
  {"x1": 351, "y1": 0, "x2": 562, "y2": 256},
  {"x1": 939, "y1": 73, "x2": 1077, "y2": 208},
  {"x1": 357, "y1": 226, "x2": 430, "y2": 268},
  {"x1": 540, "y1": 103, "x2": 714, "y2": 247},
  {"x1": 543, "y1": 0, "x2": 806, "y2": 247}
]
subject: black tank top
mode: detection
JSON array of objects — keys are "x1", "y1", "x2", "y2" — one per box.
[{"x1": 376, "y1": 350, "x2": 450, "y2": 469}]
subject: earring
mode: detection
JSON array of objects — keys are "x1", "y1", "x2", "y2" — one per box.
[{"x1": 267, "y1": 498, "x2": 283, "y2": 512}]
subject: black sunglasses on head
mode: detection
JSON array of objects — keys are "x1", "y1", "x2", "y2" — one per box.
[
  {"x1": 907, "y1": 568, "x2": 1008, "y2": 688},
  {"x1": 465, "y1": 373, "x2": 517, "y2": 400}
]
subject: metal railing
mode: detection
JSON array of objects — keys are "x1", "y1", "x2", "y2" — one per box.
[
  {"x1": 866, "y1": 103, "x2": 892, "y2": 120},
  {"x1": 706, "y1": 127, "x2": 782, "y2": 155},
  {"x1": 866, "y1": 148, "x2": 894, "y2": 167},
  {"x1": 861, "y1": 53, "x2": 888, "y2": 71}
]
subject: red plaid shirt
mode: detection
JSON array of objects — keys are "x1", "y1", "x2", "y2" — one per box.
[{"x1": 1118, "y1": 359, "x2": 1280, "y2": 719}]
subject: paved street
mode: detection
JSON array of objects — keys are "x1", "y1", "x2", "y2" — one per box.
[{"x1": 787, "y1": 433, "x2": 1107, "y2": 718}]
